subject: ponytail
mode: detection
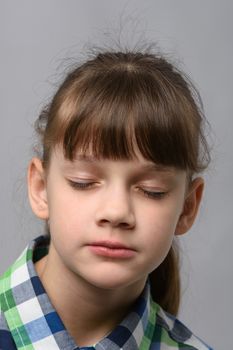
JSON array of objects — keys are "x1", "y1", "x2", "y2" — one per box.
[{"x1": 149, "y1": 242, "x2": 180, "y2": 315}]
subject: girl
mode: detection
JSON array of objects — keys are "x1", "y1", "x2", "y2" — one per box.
[{"x1": 0, "y1": 48, "x2": 213, "y2": 349}]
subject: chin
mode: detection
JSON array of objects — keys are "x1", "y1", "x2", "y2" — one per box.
[
  {"x1": 89, "y1": 271, "x2": 148, "y2": 293},
  {"x1": 72, "y1": 262, "x2": 147, "y2": 292},
  {"x1": 92, "y1": 278, "x2": 131, "y2": 291}
]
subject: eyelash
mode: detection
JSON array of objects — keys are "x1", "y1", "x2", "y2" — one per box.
[
  {"x1": 140, "y1": 189, "x2": 166, "y2": 200},
  {"x1": 68, "y1": 180, "x2": 95, "y2": 190},
  {"x1": 68, "y1": 181, "x2": 167, "y2": 200}
]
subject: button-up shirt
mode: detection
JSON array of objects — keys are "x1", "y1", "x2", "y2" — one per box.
[{"x1": 0, "y1": 235, "x2": 213, "y2": 349}]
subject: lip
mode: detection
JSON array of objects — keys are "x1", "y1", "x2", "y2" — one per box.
[{"x1": 87, "y1": 240, "x2": 136, "y2": 259}]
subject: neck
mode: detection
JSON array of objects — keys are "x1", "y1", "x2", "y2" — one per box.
[{"x1": 35, "y1": 245, "x2": 146, "y2": 347}]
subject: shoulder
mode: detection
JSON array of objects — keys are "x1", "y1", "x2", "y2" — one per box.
[
  {"x1": 0, "y1": 237, "x2": 48, "y2": 350},
  {"x1": 0, "y1": 268, "x2": 17, "y2": 349},
  {"x1": 150, "y1": 301, "x2": 213, "y2": 349},
  {"x1": 0, "y1": 310, "x2": 17, "y2": 349},
  {"x1": 0, "y1": 245, "x2": 30, "y2": 350}
]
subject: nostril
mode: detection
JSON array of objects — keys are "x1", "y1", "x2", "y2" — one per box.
[
  {"x1": 99, "y1": 219, "x2": 110, "y2": 225},
  {"x1": 97, "y1": 218, "x2": 135, "y2": 229},
  {"x1": 119, "y1": 222, "x2": 132, "y2": 229},
  {"x1": 95, "y1": 205, "x2": 136, "y2": 229}
]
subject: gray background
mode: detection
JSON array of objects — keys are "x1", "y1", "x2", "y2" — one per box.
[{"x1": 0, "y1": 1, "x2": 232, "y2": 349}]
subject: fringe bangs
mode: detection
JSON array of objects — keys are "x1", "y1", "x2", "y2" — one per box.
[{"x1": 49, "y1": 66, "x2": 203, "y2": 172}]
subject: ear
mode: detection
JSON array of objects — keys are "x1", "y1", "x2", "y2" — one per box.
[
  {"x1": 27, "y1": 158, "x2": 49, "y2": 220},
  {"x1": 175, "y1": 177, "x2": 204, "y2": 235}
]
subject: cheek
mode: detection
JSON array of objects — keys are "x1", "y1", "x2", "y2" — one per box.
[
  {"x1": 47, "y1": 190, "x2": 89, "y2": 241},
  {"x1": 138, "y1": 201, "x2": 183, "y2": 269},
  {"x1": 141, "y1": 223, "x2": 175, "y2": 273},
  {"x1": 141, "y1": 198, "x2": 182, "y2": 236},
  {"x1": 143, "y1": 218, "x2": 175, "y2": 255}
]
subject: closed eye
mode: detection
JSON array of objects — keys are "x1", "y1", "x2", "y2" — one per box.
[
  {"x1": 139, "y1": 188, "x2": 167, "y2": 200},
  {"x1": 67, "y1": 180, "x2": 96, "y2": 190}
]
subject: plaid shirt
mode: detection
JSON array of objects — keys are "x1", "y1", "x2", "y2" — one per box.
[{"x1": 0, "y1": 235, "x2": 213, "y2": 350}]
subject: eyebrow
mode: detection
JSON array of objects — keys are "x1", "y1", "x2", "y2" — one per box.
[{"x1": 73, "y1": 154, "x2": 175, "y2": 174}]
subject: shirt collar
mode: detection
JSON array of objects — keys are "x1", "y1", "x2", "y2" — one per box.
[{"x1": 0, "y1": 235, "x2": 156, "y2": 350}]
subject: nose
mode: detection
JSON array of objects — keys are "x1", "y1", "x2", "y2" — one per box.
[{"x1": 95, "y1": 185, "x2": 136, "y2": 229}]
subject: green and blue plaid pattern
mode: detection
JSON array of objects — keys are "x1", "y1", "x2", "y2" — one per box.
[{"x1": 0, "y1": 235, "x2": 213, "y2": 349}]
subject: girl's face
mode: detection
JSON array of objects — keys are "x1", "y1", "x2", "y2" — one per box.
[{"x1": 29, "y1": 146, "x2": 203, "y2": 292}]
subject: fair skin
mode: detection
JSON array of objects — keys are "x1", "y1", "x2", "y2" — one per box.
[{"x1": 28, "y1": 146, "x2": 204, "y2": 346}]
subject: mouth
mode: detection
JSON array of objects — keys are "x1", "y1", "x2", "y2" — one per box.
[{"x1": 87, "y1": 240, "x2": 136, "y2": 259}]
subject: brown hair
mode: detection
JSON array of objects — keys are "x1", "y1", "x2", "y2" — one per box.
[{"x1": 35, "y1": 49, "x2": 210, "y2": 315}]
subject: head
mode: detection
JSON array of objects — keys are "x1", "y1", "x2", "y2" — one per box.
[{"x1": 28, "y1": 49, "x2": 210, "y2": 315}]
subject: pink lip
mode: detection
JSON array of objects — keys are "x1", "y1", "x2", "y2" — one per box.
[{"x1": 87, "y1": 241, "x2": 136, "y2": 259}]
